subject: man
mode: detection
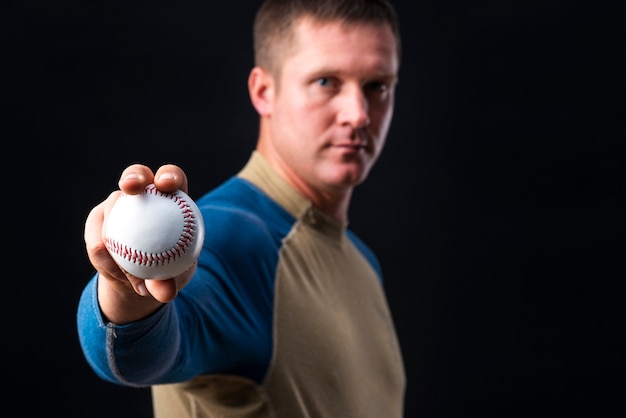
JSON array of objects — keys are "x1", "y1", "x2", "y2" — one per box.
[{"x1": 77, "y1": 0, "x2": 405, "y2": 416}]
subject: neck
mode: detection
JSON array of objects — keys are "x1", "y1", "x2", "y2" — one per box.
[{"x1": 255, "y1": 140, "x2": 352, "y2": 222}]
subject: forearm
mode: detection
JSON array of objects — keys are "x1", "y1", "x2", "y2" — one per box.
[
  {"x1": 97, "y1": 273, "x2": 165, "y2": 325},
  {"x1": 76, "y1": 275, "x2": 181, "y2": 386}
]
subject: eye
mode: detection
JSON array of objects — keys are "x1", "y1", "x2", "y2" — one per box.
[
  {"x1": 365, "y1": 80, "x2": 393, "y2": 101},
  {"x1": 314, "y1": 77, "x2": 341, "y2": 93},
  {"x1": 317, "y1": 77, "x2": 332, "y2": 87},
  {"x1": 366, "y1": 81, "x2": 389, "y2": 94}
]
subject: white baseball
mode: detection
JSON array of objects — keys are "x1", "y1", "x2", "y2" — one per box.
[{"x1": 105, "y1": 184, "x2": 205, "y2": 280}]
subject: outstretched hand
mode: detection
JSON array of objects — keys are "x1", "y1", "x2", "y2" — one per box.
[{"x1": 84, "y1": 163, "x2": 197, "y2": 324}]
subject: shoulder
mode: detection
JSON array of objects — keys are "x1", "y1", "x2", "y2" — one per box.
[
  {"x1": 195, "y1": 176, "x2": 294, "y2": 253},
  {"x1": 347, "y1": 229, "x2": 382, "y2": 279}
]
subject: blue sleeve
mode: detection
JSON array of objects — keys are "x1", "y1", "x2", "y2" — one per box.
[
  {"x1": 76, "y1": 193, "x2": 280, "y2": 386},
  {"x1": 76, "y1": 274, "x2": 181, "y2": 386}
]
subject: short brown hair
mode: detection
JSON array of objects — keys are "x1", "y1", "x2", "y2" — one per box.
[{"x1": 253, "y1": 0, "x2": 401, "y2": 76}]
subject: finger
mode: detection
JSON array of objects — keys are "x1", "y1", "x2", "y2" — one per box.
[
  {"x1": 144, "y1": 278, "x2": 179, "y2": 303},
  {"x1": 118, "y1": 164, "x2": 156, "y2": 195},
  {"x1": 154, "y1": 164, "x2": 188, "y2": 194},
  {"x1": 139, "y1": 260, "x2": 197, "y2": 302},
  {"x1": 84, "y1": 204, "x2": 111, "y2": 273},
  {"x1": 85, "y1": 197, "x2": 134, "y2": 286}
]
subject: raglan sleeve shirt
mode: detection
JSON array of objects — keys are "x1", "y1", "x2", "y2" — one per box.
[{"x1": 76, "y1": 151, "x2": 405, "y2": 418}]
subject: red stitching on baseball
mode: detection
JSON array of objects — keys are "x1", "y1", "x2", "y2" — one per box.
[{"x1": 105, "y1": 185, "x2": 199, "y2": 268}]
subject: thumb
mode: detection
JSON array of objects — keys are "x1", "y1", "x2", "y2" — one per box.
[{"x1": 144, "y1": 278, "x2": 179, "y2": 303}]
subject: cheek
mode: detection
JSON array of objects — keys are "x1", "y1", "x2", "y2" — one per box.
[
  {"x1": 286, "y1": 100, "x2": 335, "y2": 133},
  {"x1": 274, "y1": 90, "x2": 312, "y2": 123},
  {"x1": 373, "y1": 101, "x2": 395, "y2": 134}
]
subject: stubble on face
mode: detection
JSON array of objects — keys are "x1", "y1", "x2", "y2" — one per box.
[{"x1": 262, "y1": 17, "x2": 398, "y2": 215}]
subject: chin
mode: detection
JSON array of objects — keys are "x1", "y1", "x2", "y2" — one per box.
[
  {"x1": 321, "y1": 159, "x2": 370, "y2": 186},
  {"x1": 332, "y1": 169, "x2": 368, "y2": 188}
]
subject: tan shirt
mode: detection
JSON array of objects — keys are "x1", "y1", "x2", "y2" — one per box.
[{"x1": 152, "y1": 152, "x2": 405, "y2": 417}]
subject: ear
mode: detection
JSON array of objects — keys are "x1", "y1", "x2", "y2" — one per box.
[{"x1": 248, "y1": 66, "x2": 274, "y2": 116}]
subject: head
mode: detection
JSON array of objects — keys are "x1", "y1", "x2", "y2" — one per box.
[
  {"x1": 248, "y1": 0, "x2": 401, "y2": 219},
  {"x1": 253, "y1": 0, "x2": 401, "y2": 81}
]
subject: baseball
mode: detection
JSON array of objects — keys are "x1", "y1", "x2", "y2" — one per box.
[{"x1": 105, "y1": 184, "x2": 205, "y2": 280}]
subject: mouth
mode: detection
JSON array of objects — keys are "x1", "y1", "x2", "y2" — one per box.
[
  {"x1": 329, "y1": 129, "x2": 371, "y2": 154},
  {"x1": 335, "y1": 142, "x2": 366, "y2": 150},
  {"x1": 331, "y1": 142, "x2": 367, "y2": 156}
]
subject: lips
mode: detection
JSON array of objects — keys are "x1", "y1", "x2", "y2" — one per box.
[
  {"x1": 329, "y1": 129, "x2": 370, "y2": 152},
  {"x1": 333, "y1": 142, "x2": 366, "y2": 152}
]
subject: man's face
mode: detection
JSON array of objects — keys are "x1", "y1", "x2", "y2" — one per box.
[{"x1": 268, "y1": 17, "x2": 399, "y2": 196}]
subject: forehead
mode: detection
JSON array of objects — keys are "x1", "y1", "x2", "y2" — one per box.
[{"x1": 282, "y1": 17, "x2": 399, "y2": 76}]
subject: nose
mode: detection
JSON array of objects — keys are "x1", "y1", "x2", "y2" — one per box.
[{"x1": 338, "y1": 86, "x2": 370, "y2": 129}]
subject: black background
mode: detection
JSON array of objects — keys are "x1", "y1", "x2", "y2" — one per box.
[{"x1": 5, "y1": 1, "x2": 623, "y2": 417}]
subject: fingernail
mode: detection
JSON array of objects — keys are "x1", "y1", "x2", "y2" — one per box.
[
  {"x1": 137, "y1": 283, "x2": 148, "y2": 296},
  {"x1": 157, "y1": 173, "x2": 175, "y2": 181},
  {"x1": 123, "y1": 173, "x2": 142, "y2": 181}
]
